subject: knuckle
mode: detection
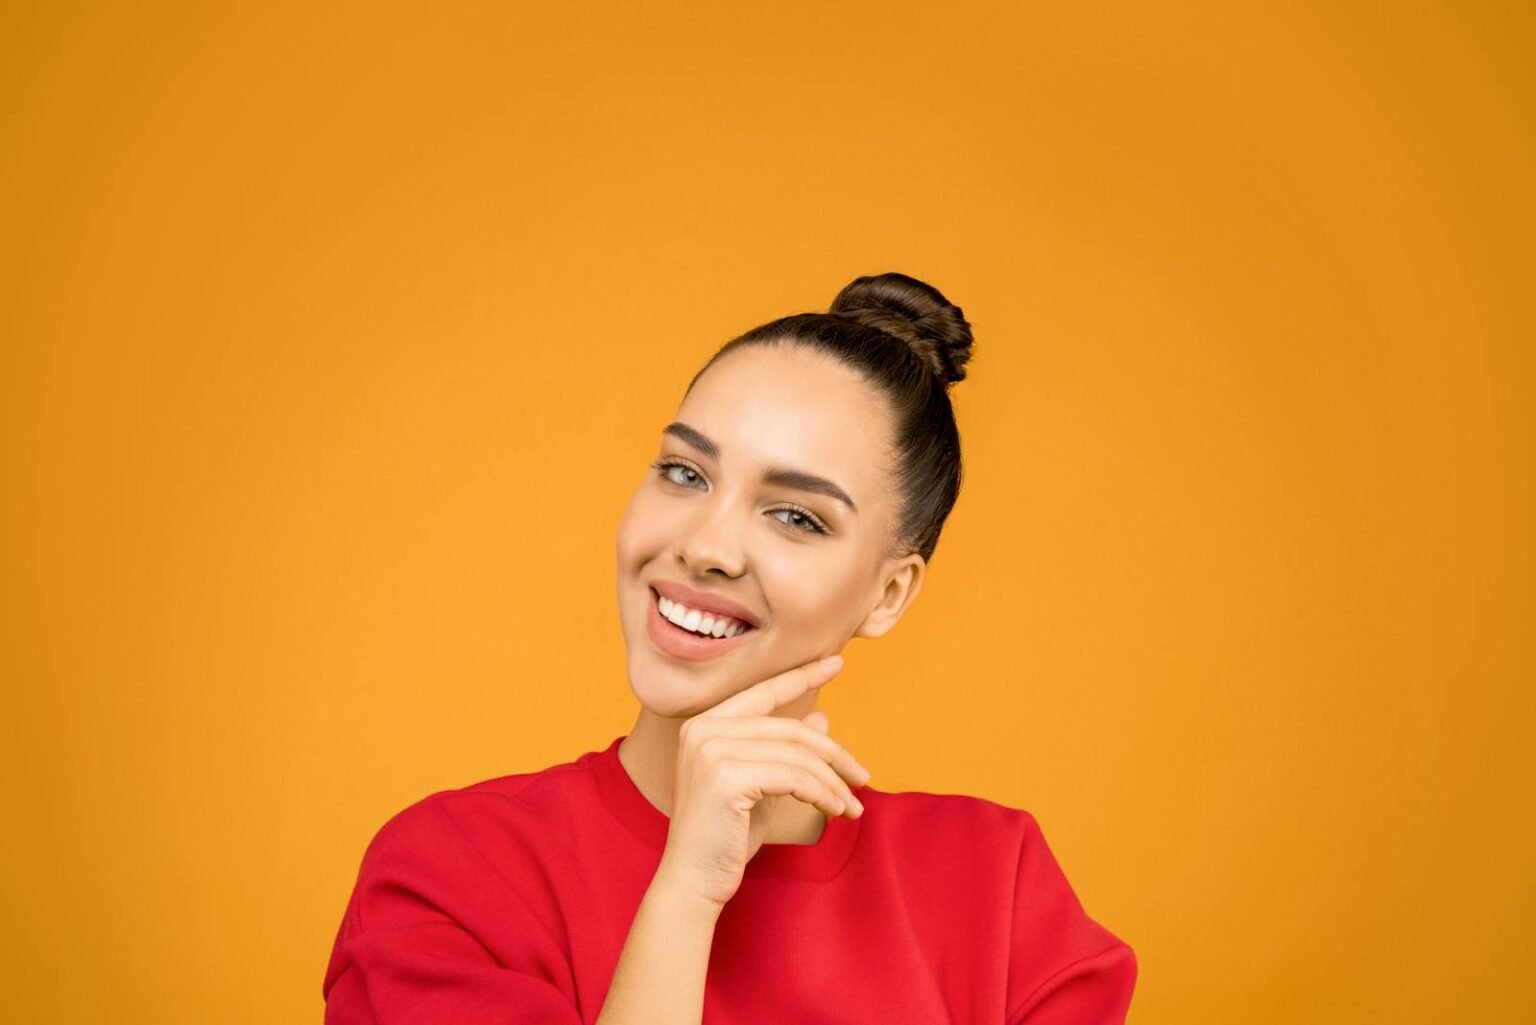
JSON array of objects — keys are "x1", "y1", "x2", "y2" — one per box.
[{"x1": 789, "y1": 720, "x2": 832, "y2": 755}]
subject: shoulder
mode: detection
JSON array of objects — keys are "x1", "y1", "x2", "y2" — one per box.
[
  {"x1": 977, "y1": 800, "x2": 1136, "y2": 1021},
  {"x1": 324, "y1": 753, "x2": 600, "y2": 1004},
  {"x1": 356, "y1": 748, "x2": 599, "y2": 873},
  {"x1": 861, "y1": 783, "x2": 1040, "y2": 839},
  {"x1": 857, "y1": 784, "x2": 1046, "y2": 869},
  {"x1": 858, "y1": 786, "x2": 1116, "y2": 924},
  {"x1": 870, "y1": 787, "x2": 1101, "y2": 867}
]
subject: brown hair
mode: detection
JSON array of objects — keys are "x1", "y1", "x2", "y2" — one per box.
[{"x1": 686, "y1": 272, "x2": 974, "y2": 563}]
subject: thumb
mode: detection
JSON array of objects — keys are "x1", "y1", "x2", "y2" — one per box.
[{"x1": 801, "y1": 709, "x2": 830, "y2": 733}]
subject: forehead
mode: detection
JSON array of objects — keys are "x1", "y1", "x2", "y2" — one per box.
[{"x1": 675, "y1": 343, "x2": 894, "y2": 499}]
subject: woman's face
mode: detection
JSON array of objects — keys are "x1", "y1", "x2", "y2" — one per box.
[{"x1": 615, "y1": 341, "x2": 926, "y2": 718}]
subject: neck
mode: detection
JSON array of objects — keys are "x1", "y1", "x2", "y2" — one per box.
[{"x1": 619, "y1": 704, "x2": 830, "y2": 845}]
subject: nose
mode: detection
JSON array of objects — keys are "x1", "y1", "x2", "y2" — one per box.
[{"x1": 674, "y1": 497, "x2": 747, "y2": 579}]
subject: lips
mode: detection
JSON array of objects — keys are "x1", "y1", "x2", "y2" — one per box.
[
  {"x1": 653, "y1": 590, "x2": 754, "y2": 638},
  {"x1": 645, "y1": 585, "x2": 759, "y2": 661},
  {"x1": 647, "y1": 578, "x2": 762, "y2": 629}
]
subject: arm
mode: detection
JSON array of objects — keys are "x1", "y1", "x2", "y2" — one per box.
[
  {"x1": 1004, "y1": 811, "x2": 1138, "y2": 1025},
  {"x1": 597, "y1": 656, "x2": 863, "y2": 1022},
  {"x1": 1006, "y1": 942, "x2": 1137, "y2": 1025},
  {"x1": 594, "y1": 869, "x2": 724, "y2": 1025},
  {"x1": 325, "y1": 799, "x2": 728, "y2": 1025},
  {"x1": 323, "y1": 799, "x2": 584, "y2": 1024}
]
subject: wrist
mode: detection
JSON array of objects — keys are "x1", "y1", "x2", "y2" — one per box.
[{"x1": 648, "y1": 865, "x2": 728, "y2": 921}]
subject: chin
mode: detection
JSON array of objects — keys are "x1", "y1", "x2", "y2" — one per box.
[{"x1": 624, "y1": 648, "x2": 721, "y2": 719}]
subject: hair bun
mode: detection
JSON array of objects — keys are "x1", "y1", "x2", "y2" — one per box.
[{"x1": 828, "y1": 272, "x2": 974, "y2": 386}]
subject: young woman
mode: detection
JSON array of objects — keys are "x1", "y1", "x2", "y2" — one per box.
[{"x1": 322, "y1": 272, "x2": 1137, "y2": 1023}]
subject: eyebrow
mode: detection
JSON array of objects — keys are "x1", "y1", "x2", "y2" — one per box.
[{"x1": 661, "y1": 421, "x2": 859, "y2": 515}]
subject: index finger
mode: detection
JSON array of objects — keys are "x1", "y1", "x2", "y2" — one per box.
[{"x1": 698, "y1": 655, "x2": 844, "y2": 720}]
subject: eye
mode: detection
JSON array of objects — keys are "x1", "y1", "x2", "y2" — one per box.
[
  {"x1": 770, "y1": 505, "x2": 830, "y2": 536},
  {"x1": 649, "y1": 459, "x2": 831, "y2": 537},
  {"x1": 650, "y1": 458, "x2": 705, "y2": 489}
]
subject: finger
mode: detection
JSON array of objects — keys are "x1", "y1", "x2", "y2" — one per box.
[
  {"x1": 691, "y1": 714, "x2": 871, "y2": 788},
  {"x1": 715, "y1": 738, "x2": 865, "y2": 815},
  {"x1": 719, "y1": 758, "x2": 848, "y2": 819},
  {"x1": 699, "y1": 655, "x2": 844, "y2": 721},
  {"x1": 802, "y1": 709, "x2": 829, "y2": 733}
]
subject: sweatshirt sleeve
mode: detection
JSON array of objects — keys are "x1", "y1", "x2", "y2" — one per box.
[
  {"x1": 322, "y1": 796, "x2": 583, "y2": 1024},
  {"x1": 1004, "y1": 811, "x2": 1137, "y2": 1025}
]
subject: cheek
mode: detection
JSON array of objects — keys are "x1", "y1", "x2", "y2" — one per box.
[
  {"x1": 756, "y1": 553, "x2": 863, "y2": 632},
  {"x1": 615, "y1": 488, "x2": 667, "y2": 564}
]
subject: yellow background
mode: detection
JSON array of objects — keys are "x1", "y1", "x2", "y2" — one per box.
[{"x1": 5, "y1": 3, "x2": 1531, "y2": 1022}]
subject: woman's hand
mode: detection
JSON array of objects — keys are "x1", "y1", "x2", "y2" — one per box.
[{"x1": 655, "y1": 655, "x2": 872, "y2": 908}]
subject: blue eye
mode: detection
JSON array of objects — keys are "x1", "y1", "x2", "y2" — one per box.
[{"x1": 648, "y1": 459, "x2": 831, "y2": 536}]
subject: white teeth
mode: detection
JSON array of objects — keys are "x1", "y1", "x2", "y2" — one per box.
[{"x1": 655, "y1": 592, "x2": 751, "y2": 639}]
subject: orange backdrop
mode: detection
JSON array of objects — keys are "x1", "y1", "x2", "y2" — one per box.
[{"x1": 5, "y1": 3, "x2": 1531, "y2": 1022}]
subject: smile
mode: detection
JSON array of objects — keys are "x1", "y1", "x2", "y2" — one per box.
[
  {"x1": 646, "y1": 586, "x2": 758, "y2": 661},
  {"x1": 655, "y1": 590, "x2": 754, "y2": 638}
]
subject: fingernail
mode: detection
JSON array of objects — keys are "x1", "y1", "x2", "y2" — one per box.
[{"x1": 822, "y1": 655, "x2": 843, "y2": 669}]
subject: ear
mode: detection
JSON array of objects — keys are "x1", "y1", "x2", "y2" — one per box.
[{"x1": 853, "y1": 553, "x2": 927, "y2": 639}]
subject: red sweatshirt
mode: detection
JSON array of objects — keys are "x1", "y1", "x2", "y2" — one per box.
[{"x1": 322, "y1": 734, "x2": 1136, "y2": 1023}]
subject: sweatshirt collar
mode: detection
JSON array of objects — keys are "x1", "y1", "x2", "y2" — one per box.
[{"x1": 585, "y1": 734, "x2": 861, "y2": 882}]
